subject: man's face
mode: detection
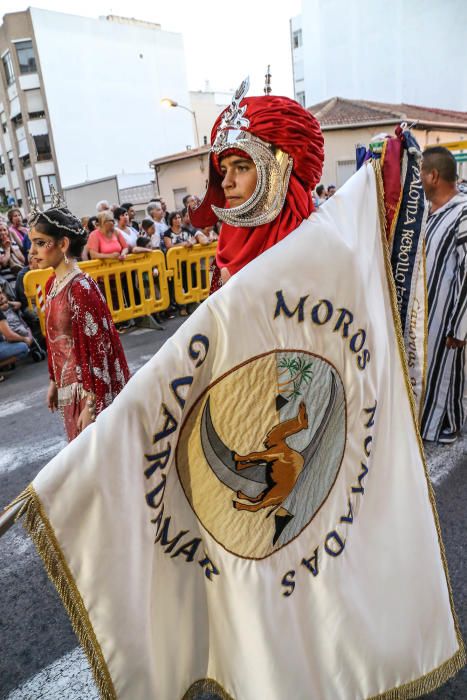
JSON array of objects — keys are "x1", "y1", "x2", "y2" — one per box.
[
  {"x1": 127, "y1": 206, "x2": 135, "y2": 219},
  {"x1": 160, "y1": 199, "x2": 167, "y2": 213},
  {"x1": 420, "y1": 160, "x2": 438, "y2": 200},
  {"x1": 219, "y1": 154, "x2": 258, "y2": 207},
  {"x1": 151, "y1": 206, "x2": 164, "y2": 222}
]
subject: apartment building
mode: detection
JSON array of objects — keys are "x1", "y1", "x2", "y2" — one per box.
[
  {"x1": 0, "y1": 8, "x2": 193, "y2": 212},
  {"x1": 291, "y1": 0, "x2": 467, "y2": 111}
]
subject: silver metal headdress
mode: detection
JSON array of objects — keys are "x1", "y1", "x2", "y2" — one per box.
[
  {"x1": 28, "y1": 185, "x2": 86, "y2": 236},
  {"x1": 206, "y1": 75, "x2": 293, "y2": 227}
]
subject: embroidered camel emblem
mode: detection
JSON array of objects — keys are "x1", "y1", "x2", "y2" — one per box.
[{"x1": 233, "y1": 401, "x2": 308, "y2": 512}]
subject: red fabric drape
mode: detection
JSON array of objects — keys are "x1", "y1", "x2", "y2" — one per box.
[{"x1": 216, "y1": 173, "x2": 314, "y2": 275}]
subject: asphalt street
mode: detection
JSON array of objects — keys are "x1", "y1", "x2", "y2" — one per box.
[{"x1": 0, "y1": 319, "x2": 465, "y2": 699}]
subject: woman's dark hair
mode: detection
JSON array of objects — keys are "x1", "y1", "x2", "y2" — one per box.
[
  {"x1": 87, "y1": 215, "x2": 98, "y2": 233},
  {"x1": 136, "y1": 235, "x2": 150, "y2": 247},
  {"x1": 141, "y1": 218, "x2": 155, "y2": 233},
  {"x1": 32, "y1": 209, "x2": 87, "y2": 258},
  {"x1": 168, "y1": 211, "x2": 181, "y2": 228},
  {"x1": 113, "y1": 207, "x2": 127, "y2": 222}
]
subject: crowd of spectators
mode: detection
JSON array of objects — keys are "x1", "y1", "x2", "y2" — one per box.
[
  {"x1": 0, "y1": 194, "x2": 219, "y2": 379},
  {"x1": 0, "y1": 207, "x2": 46, "y2": 380}
]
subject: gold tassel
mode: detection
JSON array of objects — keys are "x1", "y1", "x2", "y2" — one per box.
[{"x1": 17, "y1": 484, "x2": 117, "y2": 700}]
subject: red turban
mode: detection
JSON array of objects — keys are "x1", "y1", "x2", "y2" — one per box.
[{"x1": 191, "y1": 94, "x2": 324, "y2": 278}]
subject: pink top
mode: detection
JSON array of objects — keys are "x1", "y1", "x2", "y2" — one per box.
[{"x1": 87, "y1": 228, "x2": 127, "y2": 255}]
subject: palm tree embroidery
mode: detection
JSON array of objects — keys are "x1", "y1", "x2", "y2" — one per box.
[{"x1": 277, "y1": 356, "x2": 313, "y2": 399}]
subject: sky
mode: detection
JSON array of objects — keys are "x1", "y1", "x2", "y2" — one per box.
[{"x1": 1, "y1": 0, "x2": 302, "y2": 97}]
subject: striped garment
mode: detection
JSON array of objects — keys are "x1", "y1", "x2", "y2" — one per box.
[{"x1": 422, "y1": 192, "x2": 467, "y2": 441}]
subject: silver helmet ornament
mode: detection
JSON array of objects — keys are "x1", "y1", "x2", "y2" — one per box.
[{"x1": 190, "y1": 74, "x2": 294, "y2": 229}]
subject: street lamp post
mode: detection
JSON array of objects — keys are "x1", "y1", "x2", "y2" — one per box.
[{"x1": 161, "y1": 98, "x2": 200, "y2": 149}]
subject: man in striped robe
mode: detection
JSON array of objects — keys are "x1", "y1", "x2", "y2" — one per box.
[{"x1": 421, "y1": 147, "x2": 467, "y2": 443}]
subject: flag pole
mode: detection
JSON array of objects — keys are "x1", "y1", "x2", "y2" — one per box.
[{"x1": 0, "y1": 498, "x2": 27, "y2": 538}]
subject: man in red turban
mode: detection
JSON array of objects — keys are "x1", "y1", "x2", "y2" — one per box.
[{"x1": 190, "y1": 77, "x2": 325, "y2": 286}]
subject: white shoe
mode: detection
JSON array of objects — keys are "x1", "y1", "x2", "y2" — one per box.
[{"x1": 438, "y1": 430, "x2": 458, "y2": 445}]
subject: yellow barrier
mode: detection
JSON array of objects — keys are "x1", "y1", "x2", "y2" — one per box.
[
  {"x1": 24, "y1": 251, "x2": 172, "y2": 335},
  {"x1": 166, "y1": 242, "x2": 217, "y2": 306}
]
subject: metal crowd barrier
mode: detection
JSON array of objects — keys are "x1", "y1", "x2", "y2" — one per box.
[{"x1": 23, "y1": 245, "x2": 216, "y2": 335}]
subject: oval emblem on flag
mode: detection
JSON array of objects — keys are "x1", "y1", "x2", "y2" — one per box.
[{"x1": 176, "y1": 350, "x2": 346, "y2": 559}]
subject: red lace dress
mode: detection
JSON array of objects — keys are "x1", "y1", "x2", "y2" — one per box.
[{"x1": 45, "y1": 271, "x2": 130, "y2": 441}]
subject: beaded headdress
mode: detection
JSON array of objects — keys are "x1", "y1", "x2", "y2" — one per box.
[
  {"x1": 191, "y1": 72, "x2": 293, "y2": 229},
  {"x1": 28, "y1": 186, "x2": 86, "y2": 237}
]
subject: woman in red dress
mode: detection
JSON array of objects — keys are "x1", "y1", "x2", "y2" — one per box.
[{"x1": 28, "y1": 197, "x2": 130, "y2": 441}]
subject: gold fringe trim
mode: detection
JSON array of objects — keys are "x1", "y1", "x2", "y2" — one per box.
[
  {"x1": 16, "y1": 484, "x2": 117, "y2": 700},
  {"x1": 182, "y1": 678, "x2": 235, "y2": 700},
  {"x1": 369, "y1": 648, "x2": 466, "y2": 699},
  {"x1": 371, "y1": 160, "x2": 466, "y2": 697}
]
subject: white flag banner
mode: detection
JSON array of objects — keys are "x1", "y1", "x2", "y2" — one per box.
[{"x1": 13, "y1": 164, "x2": 464, "y2": 699}]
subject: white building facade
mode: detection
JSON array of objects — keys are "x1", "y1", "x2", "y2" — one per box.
[
  {"x1": 0, "y1": 9, "x2": 194, "y2": 210},
  {"x1": 189, "y1": 88, "x2": 232, "y2": 147},
  {"x1": 291, "y1": 0, "x2": 467, "y2": 111}
]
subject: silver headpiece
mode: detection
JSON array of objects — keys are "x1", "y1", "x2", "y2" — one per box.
[
  {"x1": 28, "y1": 185, "x2": 86, "y2": 237},
  {"x1": 207, "y1": 75, "x2": 293, "y2": 228}
]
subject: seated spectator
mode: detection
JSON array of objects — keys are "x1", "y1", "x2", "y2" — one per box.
[
  {"x1": 7, "y1": 208, "x2": 31, "y2": 258},
  {"x1": 96, "y1": 200, "x2": 110, "y2": 213},
  {"x1": 0, "y1": 219, "x2": 25, "y2": 285},
  {"x1": 87, "y1": 211, "x2": 129, "y2": 260},
  {"x1": 0, "y1": 285, "x2": 33, "y2": 365},
  {"x1": 114, "y1": 207, "x2": 138, "y2": 250},
  {"x1": 121, "y1": 202, "x2": 140, "y2": 232}
]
